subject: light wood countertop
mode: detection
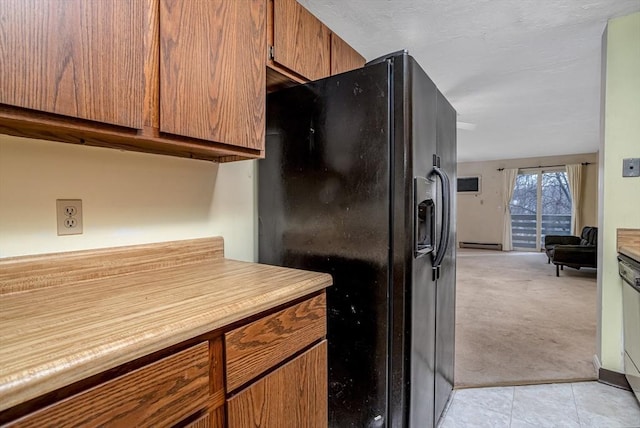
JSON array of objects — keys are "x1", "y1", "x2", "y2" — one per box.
[
  {"x1": 617, "y1": 228, "x2": 640, "y2": 257},
  {"x1": 0, "y1": 239, "x2": 332, "y2": 413},
  {"x1": 620, "y1": 245, "x2": 640, "y2": 263}
]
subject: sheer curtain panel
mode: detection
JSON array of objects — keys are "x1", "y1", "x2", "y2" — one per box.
[
  {"x1": 566, "y1": 164, "x2": 583, "y2": 235},
  {"x1": 501, "y1": 168, "x2": 518, "y2": 251}
]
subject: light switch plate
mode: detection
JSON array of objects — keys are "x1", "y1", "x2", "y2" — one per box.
[{"x1": 623, "y1": 158, "x2": 640, "y2": 177}]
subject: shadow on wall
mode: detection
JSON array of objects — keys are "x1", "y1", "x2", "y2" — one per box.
[{"x1": 0, "y1": 134, "x2": 255, "y2": 259}]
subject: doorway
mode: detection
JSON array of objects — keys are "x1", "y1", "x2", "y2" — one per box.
[{"x1": 510, "y1": 169, "x2": 572, "y2": 251}]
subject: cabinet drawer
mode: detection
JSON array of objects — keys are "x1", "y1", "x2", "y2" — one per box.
[
  {"x1": 8, "y1": 342, "x2": 210, "y2": 427},
  {"x1": 225, "y1": 293, "x2": 326, "y2": 391},
  {"x1": 227, "y1": 340, "x2": 328, "y2": 428}
]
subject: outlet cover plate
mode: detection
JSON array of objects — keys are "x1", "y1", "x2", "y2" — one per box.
[
  {"x1": 56, "y1": 199, "x2": 83, "y2": 236},
  {"x1": 623, "y1": 158, "x2": 640, "y2": 177}
]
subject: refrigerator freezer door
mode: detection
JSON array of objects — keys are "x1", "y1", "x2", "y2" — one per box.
[
  {"x1": 259, "y1": 62, "x2": 392, "y2": 428},
  {"x1": 407, "y1": 57, "x2": 439, "y2": 428}
]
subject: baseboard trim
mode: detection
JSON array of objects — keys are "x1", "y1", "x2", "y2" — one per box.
[
  {"x1": 459, "y1": 242, "x2": 503, "y2": 251},
  {"x1": 598, "y1": 367, "x2": 631, "y2": 391},
  {"x1": 454, "y1": 377, "x2": 597, "y2": 390},
  {"x1": 593, "y1": 354, "x2": 632, "y2": 390}
]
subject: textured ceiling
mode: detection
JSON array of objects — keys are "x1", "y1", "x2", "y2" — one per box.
[{"x1": 298, "y1": 0, "x2": 640, "y2": 162}]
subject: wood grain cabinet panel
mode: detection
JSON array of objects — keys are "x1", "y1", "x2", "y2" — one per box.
[
  {"x1": 179, "y1": 407, "x2": 225, "y2": 428},
  {"x1": 7, "y1": 343, "x2": 210, "y2": 428},
  {"x1": 184, "y1": 410, "x2": 225, "y2": 428},
  {"x1": 272, "y1": 0, "x2": 331, "y2": 81},
  {"x1": 211, "y1": 406, "x2": 226, "y2": 428},
  {"x1": 0, "y1": 0, "x2": 145, "y2": 129},
  {"x1": 330, "y1": 33, "x2": 366, "y2": 75},
  {"x1": 159, "y1": 0, "x2": 266, "y2": 150},
  {"x1": 227, "y1": 341, "x2": 328, "y2": 428},
  {"x1": 184, "y1": 413, "x2": 210, "y2": 428},
  {"x1": 225, "y1": 293, "x2": 327, "y2": 391}
]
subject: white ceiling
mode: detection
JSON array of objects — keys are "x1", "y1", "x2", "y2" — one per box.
[{"x1": 298, "y1": 0, "x2": 640, "y2": 162}]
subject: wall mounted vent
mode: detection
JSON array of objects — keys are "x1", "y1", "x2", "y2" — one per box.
[
  {"x1": 459, "y1": 242, "x2": 502, "y2": 251},
  {"x1": 457, "y1": 176, "x2": 481, "y2": 194}
]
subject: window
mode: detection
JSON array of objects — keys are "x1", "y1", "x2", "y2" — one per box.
[{"x1": 510, "y1": 170, "x2": 572, "y2": 250}]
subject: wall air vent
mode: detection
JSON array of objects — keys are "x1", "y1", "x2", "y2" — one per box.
[{"x1": 457, "y1": 176, "x2": 481, "y2": 194}]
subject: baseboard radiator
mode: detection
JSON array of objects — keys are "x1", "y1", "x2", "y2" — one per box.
[{"x1": 459, "y1": 242, "x2": 503, "y2": 251}]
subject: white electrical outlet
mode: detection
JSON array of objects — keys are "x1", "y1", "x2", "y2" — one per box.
[{"x1": 56, "y1": 199, "x2": 83, "y2": 236}]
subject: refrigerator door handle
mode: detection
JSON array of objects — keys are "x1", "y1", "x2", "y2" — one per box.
[{"x1": 430, "y1": 165, "x2": 451, "y2": 270}]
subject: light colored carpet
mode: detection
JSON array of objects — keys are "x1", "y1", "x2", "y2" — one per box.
[{"x1": 454, "y1": 249, "x2": 597, "y2": 388}]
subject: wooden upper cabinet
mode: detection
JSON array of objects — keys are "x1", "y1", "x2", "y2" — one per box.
[
  {"x1": 272, "y1": 0, "x2": 331, "y2": 81},
  {"x1": 0, "y1": 0, "x2": 145, "y2": 129},
  {"x1": 159, "y1": 0, "x2": 266, "y2": 150},
  {"x1": 331, "y1": 33, "x2": 366, "y2": 75}
]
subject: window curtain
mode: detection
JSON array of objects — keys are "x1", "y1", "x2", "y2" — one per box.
[
  {"x1": 501, "y1": 168, "x2": 518, "y2": 251},
  {"x1": 566, "y1": 164, "x2": 583, "y2": 235}
]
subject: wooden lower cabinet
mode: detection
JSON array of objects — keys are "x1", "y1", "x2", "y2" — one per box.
[
  {"x1": 225, "y1": 293, "x2": 327, "y2": 391},
  {"x1": 184, "y1": 413, "x2": 211, "y2": 428},
  {"x1": 183, "y1": 407, "x2": 225, "y2": 428},
  {"x1": 1, "y1": 293, "x2": 328, "y2": 427},
  {"x1": 227, "y1": 341, "x2": 328, "y2": 428},
  {"x1": 7, "y1": 343, "x2": 210, "y2": 427}
]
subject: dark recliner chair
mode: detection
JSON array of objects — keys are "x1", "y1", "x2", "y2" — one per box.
[{"x1": 544, "y1": 226, "x2": 598, "y2": 277}]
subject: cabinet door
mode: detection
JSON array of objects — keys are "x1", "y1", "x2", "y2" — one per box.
[
  {"x1": 227, "y1": 341, "x2": 328, "y2": 428},
  {"x1": 330, "y1": 33, "x2": 366, "y2": 75},
  {"x1": 184, "y1": 413, "x2": 210, "y2": 428},
  {"x1": 0, "y1": 0, "x2": 144, "y2": 128},
  {"x1": 273, "y1": 0, "x2": 330, "y2": 81},
  {"x1": 160, "y1": 0, "x2": 266, "y2": 150}
]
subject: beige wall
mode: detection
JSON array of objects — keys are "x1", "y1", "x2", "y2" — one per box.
[
  {"x1": 598, "y1": 12, "x2": 640, "y2": 372},
  {"x1": 0, "y1": 134, "x2": 257, "y2": 261},
  {"x1": 457, "y1": 153, "x2": 599, "y2": 247}
]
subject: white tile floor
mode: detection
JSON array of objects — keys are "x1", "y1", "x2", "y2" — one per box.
[{"x1": 438, "y1": 382, "x2": 640, "y2": 428}]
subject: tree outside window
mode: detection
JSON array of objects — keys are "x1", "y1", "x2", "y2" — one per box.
[{"x1": 510, "y1": 171, "x2": 572, "y2": 249}]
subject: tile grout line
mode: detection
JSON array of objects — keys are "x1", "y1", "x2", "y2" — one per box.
[
  {"x1": 440, "y1": 389, "x2": 456, "y2": 424},
  {"x1": 509, "y1": 385, "x2": 516, "y2": 427},
  {"x1": 571, "y1": 382, "x2": 583, "y2": 427}
]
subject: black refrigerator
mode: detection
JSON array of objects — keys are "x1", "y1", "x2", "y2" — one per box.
[{"x1": 258, "y1": 51, "x2": 456, "y2": 428}]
